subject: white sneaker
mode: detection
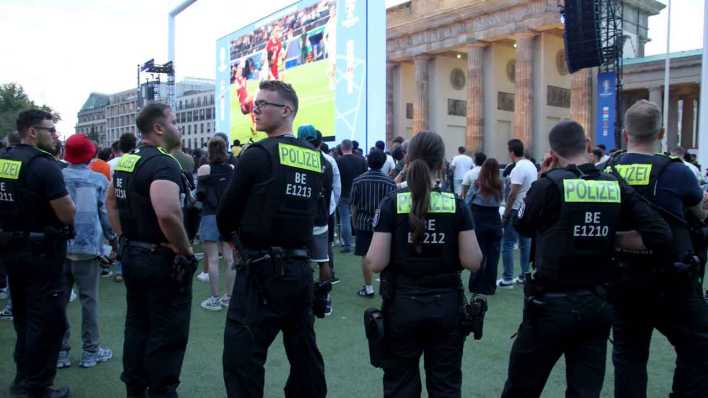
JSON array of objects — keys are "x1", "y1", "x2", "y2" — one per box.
[
  {"x1": 196, "y1": 272, "x2": 209, "y2": 282},
  {"x1": 220, "y1": 295, "x2": 231, "y2": 308},
  {"x1": 496, "y1": 278, "x2": 515, "y2": 289},
  {"x1": 201, "y1": 296, "x2": 222, "y2": 311}
]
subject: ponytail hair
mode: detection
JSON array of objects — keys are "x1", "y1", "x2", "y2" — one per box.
[{"x1": 406, "y1": 131, "x2": 445, "y2": 250}]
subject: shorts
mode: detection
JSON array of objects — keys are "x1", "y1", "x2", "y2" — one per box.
[
  {"x1": 354, "y1": 230, "x2": 373, "y2": 256},
  {"x1": 308, "y1": 230, "x2": 329, "y2": 263},
  {"x1": 199, "y1": 214, "x2": 221, "y2": 242}
]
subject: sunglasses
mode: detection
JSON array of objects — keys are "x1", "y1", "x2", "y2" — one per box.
[{"x1": 33, "y1": 125, "x2": 57, "y2": 134}]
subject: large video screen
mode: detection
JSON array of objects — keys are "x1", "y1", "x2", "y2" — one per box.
[{"x1": 216, "y1": 0, "x2": 336, "y2": 145}]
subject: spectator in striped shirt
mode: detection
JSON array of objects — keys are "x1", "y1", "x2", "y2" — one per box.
[{"x1": 351, "y1": 148, "x2": 396, "y2": 297}]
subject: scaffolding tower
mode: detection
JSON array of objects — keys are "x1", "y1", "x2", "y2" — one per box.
[{"x1": 598, "y1": 0, "x2": 624, "y2": 145}]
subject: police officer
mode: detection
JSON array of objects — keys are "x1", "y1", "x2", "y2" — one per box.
[
  {"x1": 216, "y1": 80, "x2": 327, "y2": 398},
  {"x1": 1, "y1": 109, "x2": 76, "y2": 398},
  {"x1": 106, "y1": 103, "x2": 197, "y2": 398},
  {"x1": 604, "y1": 100, "x2": 708, "y2": 398},
  {"x1": 365, "y1": 131, "x2": 483, "y2": 397},
  {"x1": 500, "y1": 120, "x2": 672, "y2": 398}
]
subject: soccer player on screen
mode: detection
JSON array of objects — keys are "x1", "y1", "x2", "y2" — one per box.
[
  {"x1": 233, "y1": 64, "x2": 256, "y2": 136},
  {"x1": 266, "y1": 26, "x2": 284, "y2": 80}
]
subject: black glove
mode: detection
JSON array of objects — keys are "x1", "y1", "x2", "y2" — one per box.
[{"x1": 172, "y1": 254, "x2": 198, "y2": 283}]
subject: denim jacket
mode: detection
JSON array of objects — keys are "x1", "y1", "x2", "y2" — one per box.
[
  {"x1": 62, "y1": 164, "x2": 116, "y2": 256},
  {"x1": 466, "y1": 183, "x2": 502, "y2": 208}
]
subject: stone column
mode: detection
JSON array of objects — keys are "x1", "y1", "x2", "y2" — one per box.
[
  {"x1": 513, "y1": 33, "x2": 536, "y2": 146},
  {"x1": 413, "y1": 55, "x2": 431, "y2": 134},
  {"x1": 386, "y1": 63, "x2": 397, "y2": 146},
  {"x1": 681, "y1": 96, "x2": 696, "y2": 148},
  {"x1": 570, "y1": 68, "x2": 593, "y2": 141},
  {"x1": 648, "y1": 86, "x2": 662, "y2": 107},
  {"x1": 668, "y1": 95, "x2": 679, "y2": 150},
  {"x1": 466, "y1": 43, "x2": 486, "y2": 151}
]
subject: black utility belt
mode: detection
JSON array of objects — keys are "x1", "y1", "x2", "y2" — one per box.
[
  {"x1": 242, "y1": 247, "x2": 309, "y2": 261},
  {"x1": 396, "y1": 273, "x2": 460, "y2": 289},
  {"x1": 124, "y1": 240, "x2": 171, "y2": 253},
  {"x1": 540, "y1": 289, "x2": 594, "y2": 298}
]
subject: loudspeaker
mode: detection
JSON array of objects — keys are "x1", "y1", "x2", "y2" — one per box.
[{"x1": 563, "y1": 0, "x2": 602, "y2": 73}]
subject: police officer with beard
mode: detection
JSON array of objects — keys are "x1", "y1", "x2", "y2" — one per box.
[
  {"x1": 217, "y1": 80, "x2": 327, "y2": 398},
  {"x1": 1, "y1": 110, "x2": 76, "y2": 398},
  {"x1": 106, "y1": 103, "x2": 197, "y2": 398},
  {"x1": 500, "y1": 120, "x2": 672, "y2": 398},
  {"x1": 365, "y1": 131, "x2": 483, "y2": 397},
  {"x1": 604, "y1": 100, "x2": 708, "y2": 398}
]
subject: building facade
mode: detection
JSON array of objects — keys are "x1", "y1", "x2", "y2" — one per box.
[
  {"x1": 385, "y1": 0, "x2": 664, "y2": 160},
  {"x1": 77, "y1": 79, "x2": 214, "y2": 149},
  {"x1": 622, "y1": 49, "x2": 702, "y2": 150},
  {"x1": 105, "y1": 89, "x2": 139, "y2": 147},
  {"x1": 176, "y1": 90, "x2": 216, "y2": 150},
  {"x1": 75, "y1": 93, "x2": 109, "y2": 145}
]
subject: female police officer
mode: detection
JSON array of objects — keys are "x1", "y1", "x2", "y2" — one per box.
[{"x1": 365, "y1": 131, "x2": 482, "y2": 397}]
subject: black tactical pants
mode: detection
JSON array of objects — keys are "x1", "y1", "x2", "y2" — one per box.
[
  {"x1": 223, "y1": 257, "x2": 326, "y2": 398},
  {"x1": 611, "y1": 271, "x2": 708, "y2": 398},
  {"x1": 121, "y1": 246, "x2": 194, "y2": 398},
  {"x1": 5, "y1": 244, "x2": 67, "y2": 397},
  {"x1": 501, "y1": 291, "x2": 613, "y2": 398},
  {"x1": 382, "y1": 287, "x2": 465, "y2": 398}
]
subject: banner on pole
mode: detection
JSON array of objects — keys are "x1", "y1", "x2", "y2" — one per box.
[{"x1": 596, "y1": 71, "x2": 617, "y2": 150}]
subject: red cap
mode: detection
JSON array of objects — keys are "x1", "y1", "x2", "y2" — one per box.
[{"x1": 64, "y1": 134, "x2": 97, "y2": 165}]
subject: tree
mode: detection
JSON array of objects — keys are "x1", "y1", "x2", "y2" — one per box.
[{"x1": 0, "y1": 82, "x2": 59, "y2": 141}]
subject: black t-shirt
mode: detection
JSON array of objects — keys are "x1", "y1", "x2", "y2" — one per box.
[
  {"x1": 17, "y1": 144, "x2": 68, "y2": 229},
  {"x1": 374, "y1": 189, "x2": 474, "y2": 276},
  {"x1": 336, "y1": 154, "x2": 367, "y2": 198},
  {"x1": 216, "y1": 135, "x2": 324, "y2": 249},
  {"x1": 131, "y1": 148, "x2": 184, "y2": 197},
  {"x1": 516, "y1": 163, "x2": 673, "y2": 265},
  {"x1": 613, "y1": 153, "x2": 703, "y2": 220},
  {"x1": 217, "y1": 140, "x2": 272, "y2": 241},
  {"x1": 115, "y1": 145, "x2": 185, "y2": 243}
]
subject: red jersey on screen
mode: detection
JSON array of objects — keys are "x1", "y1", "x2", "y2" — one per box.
[
  {"x1": 266, "y1": 38, "x2": 282, "y2": 64},
  {"x1": 266, "y1": 37, "x2": 283, "y2": 79},
  {"x1": 234, "y1": 76, "x2": 253, "y2": 115}
]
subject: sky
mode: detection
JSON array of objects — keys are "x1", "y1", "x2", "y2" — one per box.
[{"x1": 0, "y1": 0, "x2": 703, "y2": 139}]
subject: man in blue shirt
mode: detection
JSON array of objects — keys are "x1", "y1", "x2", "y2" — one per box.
[
  {"x1": 606, "y1": 100, "x2": 708, "y2": 398},
  {"x1": 57, "y1": 134, "x2": 116, "y2": 370}
]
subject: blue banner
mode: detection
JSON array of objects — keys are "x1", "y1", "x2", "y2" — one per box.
[{"x1": 596, "y1": 71, "x2": 617, "y2": 149}]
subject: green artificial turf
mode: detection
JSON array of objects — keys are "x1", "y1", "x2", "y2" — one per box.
[{"x1": 0, "y1": 250, "x2": 679, "y2": 397}]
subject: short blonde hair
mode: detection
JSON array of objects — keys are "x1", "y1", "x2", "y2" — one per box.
[{"x1": 624, "y1": 99, "x2": 662, "y2": 142}]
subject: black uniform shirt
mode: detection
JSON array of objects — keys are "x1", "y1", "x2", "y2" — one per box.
[
  {"x1": 374, "y1": 189, "x2": 474, "y2": 275},
  {"x1": 116, "y1": 145, "x2": 184, "y2": 243},
  {"x1": 515, "y1": 163, "x2": 672, "y2": 253},
  {"x1": 217, "y1": 135, "x2": 318, "y2": 248},
  {"x1": 217, "y1": 142, "x2": 268, "y2": 241},
  {"x1": 17, "y1": 144, "x2": 67, "y2": 228},
  {"x1": 131, "y1": 146, "x2": 184, "y2": 198},
  {"x1": 611, "y1": 153, "x2": 703, "y2": 220}
]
